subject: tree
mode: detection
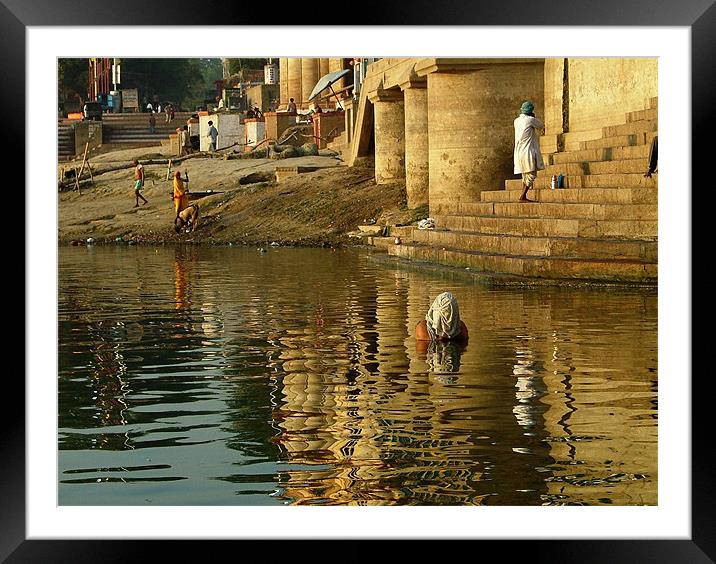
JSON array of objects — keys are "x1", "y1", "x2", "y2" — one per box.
[
  {"x1": 58, "y1": 58, "x2": 88, "y2": 102},
  {"x1": 119, "y1": 58, "x2": 222, "y2": 110},
  {"x1": 227, "y1": 58, "x2": 267, "y2": 76}
]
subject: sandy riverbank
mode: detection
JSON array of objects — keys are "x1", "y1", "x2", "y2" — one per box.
[{"x1": 59, "y1": 145, "x2": 424, "y2": 247}]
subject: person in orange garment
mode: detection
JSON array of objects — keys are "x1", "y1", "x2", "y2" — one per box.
[
  {"x1": 172, "y1": 170, "x2": 190, "y2": 218},
  {"x1": 415, "y1": 291, "x2": 469, "y2": 342}
]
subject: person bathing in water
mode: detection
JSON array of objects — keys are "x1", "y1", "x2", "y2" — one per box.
[{"x1": 415, "y1": 291, "x2": 469, "y2": 342}]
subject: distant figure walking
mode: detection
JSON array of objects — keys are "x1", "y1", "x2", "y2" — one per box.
[
  {"x1": 149, "y1": 112, "x2": 156, "y2": 134},
  {"x1": 132, "y1": 159, "x2": 148, "y2": 207},
  {"x1": 415, "y1": 292, "x2": 469, "y2": 342},
  {"x1": 172, "y1": 170, "x2": 189, "y2": 217},
  {"x1": 207, "y1": 120, "x2": 218, "y2": 151},
  {"x1": 513, "y1": 100, "x2": 545, "y2": 202},
  {"x1": 287, "y1": 98, "x2": 297, "y2": 114}
]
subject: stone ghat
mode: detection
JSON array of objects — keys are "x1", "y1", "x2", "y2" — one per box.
[{"x1": 376, "y1": 98, "x2": 658, "y2": 284}]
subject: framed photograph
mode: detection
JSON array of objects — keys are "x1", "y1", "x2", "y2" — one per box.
[{"x1": 10, "y1": 0, "x2": 706, "y2": 560}]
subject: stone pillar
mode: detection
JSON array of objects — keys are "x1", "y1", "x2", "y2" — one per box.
[
  {"x1": 368, "y1": 88, "x2": 405, "y2": 184},
  {"x1": 329, "y1": 58, "x2": 345, "y2": 90},
  {"x1": 287, "y1": 58, "x2": 302, "y2": 110},
  {"x1": 319, "y1": 58, "x2": 330, "y2": 79},
  {"x1": 416, "y1": 59, "x2": 544, "y2": 213},
  {"x1": 279, "y1": 58, "x2": 289, "y2": 108},
  {"x1": 400, "y1": 79, "x2": 429, "y2": 208},
  {"x1": 301, "y1": 58, "x2": 320, "y2": 107}
]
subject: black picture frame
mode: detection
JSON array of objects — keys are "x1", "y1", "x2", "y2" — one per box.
[{"x1": 8, "y1": 0, "x2": 706, "y2": 560}]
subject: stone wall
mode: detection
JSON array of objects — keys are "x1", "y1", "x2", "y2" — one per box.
[
  {"x1": 246, "y1": 84, "x2": 280, "y2": 112},
  {"x1": 312, "y1": 111, "x2": 345, "y2": 149},
  {"x1": 73, "y1": 121, "x2": 102, "y2": 155},
  {"x1": 544, "y1": 57, "x2": 658, "y2": 135}
]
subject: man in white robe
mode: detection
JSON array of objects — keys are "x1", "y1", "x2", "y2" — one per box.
[{"x1": 513, "y1": 100, "x2": 545, "y2": 202}]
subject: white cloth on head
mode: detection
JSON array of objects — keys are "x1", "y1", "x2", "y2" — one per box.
[
  {"x1": 425, "y1": 292, "x2": 461, "y2": 340},
  {"x1": 514, "y1": 113, "x2": 545, "y2": 174}
]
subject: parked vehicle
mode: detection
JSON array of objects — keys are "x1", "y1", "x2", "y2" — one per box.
[{"x1": 82, "y1": 101, "x2": 103, "y2": 121}]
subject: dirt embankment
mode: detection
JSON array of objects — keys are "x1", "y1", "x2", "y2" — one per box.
[{"x1": 59, "y1": 145, "x2": 426, "y2": 247}]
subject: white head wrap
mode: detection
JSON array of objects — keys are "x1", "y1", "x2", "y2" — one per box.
[{"x1": 425, "y1": 292, "x2": 461, "y2": 339}]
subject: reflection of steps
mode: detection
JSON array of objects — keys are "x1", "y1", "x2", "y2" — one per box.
[
  {"x1": 58, "y1": 122, "x2": 74, "y2": 158},
  {"x1": 101, "y1": 112, "x2": 194, "y2": 144},
  {"x1": 383, "y1": 97, "x2": 658, "y2": 283}
]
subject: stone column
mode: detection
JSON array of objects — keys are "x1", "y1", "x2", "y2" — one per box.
[
  {"x1": 416, "y1": 59, "x2": 544, "y2": 214},
  {"x1": 319, "y1": 58, "x2": 330, "y2": 78},
  {"x1": 329, "y1": 58, "x2": 345, "y2": 90},
  {"x1": 400, "y1": 78, "x2": 429, "y2": 208},
  {"x1": 301, "y1": 58, "x2": 320, "y2": 107},
  {"x1": 279, "y1": 58, "x2": 289, "y2": 109},
  {"x1": 287, "y1": 58, "x2": 302, "y2": 110},
  {"x1": 368, "y1": 88, "x2": 405, "y2": 185}
]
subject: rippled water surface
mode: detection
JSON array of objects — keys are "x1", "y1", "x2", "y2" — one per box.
[{"x1": 58, "y1": 245, "x2": 657, "y2": 506}]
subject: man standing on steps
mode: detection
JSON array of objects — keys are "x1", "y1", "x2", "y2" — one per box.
[{"x1": 513, "y1": 100, "x2": 545, "y2": 202}]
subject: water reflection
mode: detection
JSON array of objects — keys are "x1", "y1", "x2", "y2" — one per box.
[{"x1": 58, "y1": 246, "x2": 657, "y2": 506}]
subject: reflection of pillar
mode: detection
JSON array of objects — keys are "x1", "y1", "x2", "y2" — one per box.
[
  {"x1": 375, "y1": 272, "x2": 410, "y2": 376},
  {"x1": 405, "y1": 276, "x2": 431, "y2": 374},
  {"x1": 368, "y1": 88, "x2": 405, "y2": 184},
  {"x1": 416, "y1": 59, "x2": 543, "y2": 214},
  {"x1": 287, "y1": 58, "x2": 302, "y2": 109},
  {"x1": 400, "y1": 78, "x2": 429, "y2": 208},
  {"x1": 301, "y1": 58, "x2": 320, "y2": 107},
  {"x1": 279, "y1": 58, "x2": 289, "y2": 108}
]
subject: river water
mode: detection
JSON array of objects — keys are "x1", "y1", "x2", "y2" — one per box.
[{"x1": 58, "y1": 245, "x2": 657, "y2": 506}]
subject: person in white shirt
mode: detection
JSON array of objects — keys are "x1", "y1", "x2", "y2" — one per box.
[{"x1": 513, "y1": 100, "x2": 545, "y2": 202}]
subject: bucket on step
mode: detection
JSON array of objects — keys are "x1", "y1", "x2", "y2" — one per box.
[{"x1": 550, "y1": 175, "x2": 557, "y2": 190}]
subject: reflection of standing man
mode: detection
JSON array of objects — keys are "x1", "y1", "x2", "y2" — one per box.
[
  {"x1": 513, "y1": 100, "x2": 545, "y2": 202},
  {"x1": 207, "y1": 120, "x2": 218, "y2": 152}
]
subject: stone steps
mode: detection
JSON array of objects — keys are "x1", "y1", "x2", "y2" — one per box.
[
  {"x1": 434, "y1": 214, "x2": 657, "y2": 239},
  {"x1": 580, "y1": 131, "x2": 656, "y2": 151},
  {"x1": 370, "y1": 95, "x2": 658, "y2": 284},
  {"x1": 479, "y1": 187, "x2": 657, "y2": 204},
  {"x1": 102, "y1": 112, "x2": 194, "y2": 145},
  {"x1": 550, "y1": 144, "x2": 651, "y2": 165},
  {"x1": 450, "y1": 201, "x2": 657, "y2": 221},
  {"x1": 540, "y1": 128, "x2": 604, "y2": 153},
  {"x1": 387, "y1": 242, "x2": 657, "y2": 283},
  {"x1": 601, "y1": 119, "x2": 657, "y2": 138},
  {"x1": 504, "y1": 173, "x2": 657, "y2": 190},
  {"x1": 412, "y1": 229, "x2": 657, "y2": 261},
  {"x1": 626, "y1": 108, "x2": 658, "y2": 122},
  {"x1": 542, "y1": 158, "x2": 649, "y2": 176}
]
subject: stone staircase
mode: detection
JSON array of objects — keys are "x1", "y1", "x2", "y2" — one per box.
[
  {"x1": 101, "y1": 111, "x2": 194, "y2": 145},
  {"x1": 58, "y1": 121, "x2": 75, "y2": 160},
  {"x1": 379, "y1": 97, "x2": 658, "y2": 284}
]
